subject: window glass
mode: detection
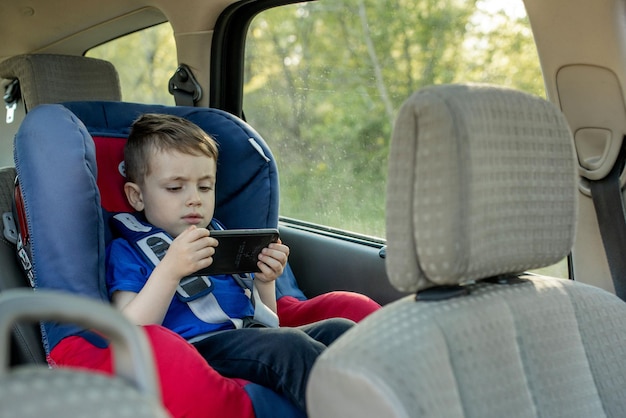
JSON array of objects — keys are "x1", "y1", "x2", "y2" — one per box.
[
  {"x1": 243, "y1": 0, "x2": 543, "y2": 240},
  {"x1": 244, "y1": 0, "x2": 568, "y2": 278},
  {"x1": 86, "y1": 23, "x2": 176, "y2": 105}
]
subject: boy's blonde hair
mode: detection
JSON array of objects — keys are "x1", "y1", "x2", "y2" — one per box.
[{"x1": 124, "y1": 113, "x2": 219, "y2": 183}]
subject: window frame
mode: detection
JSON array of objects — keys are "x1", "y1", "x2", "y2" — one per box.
[
  {"x1": 210, "y1": 0, "x2": 315, "y2": 116},
  {"x1": 209, "y1": 0, "x2": 570, "y2": 280}
]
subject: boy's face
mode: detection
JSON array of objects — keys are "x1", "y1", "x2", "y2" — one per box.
[{"x1": 126, "y1": 149, "x2": 217, "y2": 238}]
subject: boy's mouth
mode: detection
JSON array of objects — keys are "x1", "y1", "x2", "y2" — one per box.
[{"x1": 183, "y1": 214, "x2": 203, "y2": 224}]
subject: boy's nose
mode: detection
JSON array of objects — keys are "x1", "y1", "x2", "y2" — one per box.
[{"x1": 186, "y1": 190, "x2": 202, "y2": 206}]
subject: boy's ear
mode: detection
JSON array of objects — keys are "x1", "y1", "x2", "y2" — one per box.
[{"x1": 124, "y1": 182, "x2": 145, "y2": 211}]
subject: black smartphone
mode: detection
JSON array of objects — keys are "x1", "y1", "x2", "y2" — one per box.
[{"x1": 194, "y1": 228, "x2": 280, "y2": 275}]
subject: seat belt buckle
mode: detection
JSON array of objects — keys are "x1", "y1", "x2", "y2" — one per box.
[
  {"x1": 176, "y1": 275, "x2": 214, "y2": 302},
  {"x1": 5, "y1": 101, "x2": 16, "y2": 124},
  {"x1": 4, "y1": 79, "x2": 20, "y2": 124}
]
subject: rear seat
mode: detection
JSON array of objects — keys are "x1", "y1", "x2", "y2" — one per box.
[
  {"x1": 0, "y1": 55, "x2": 170, "y2": 416},
  {"x1": 0, "y1": 54, "x2": 123, "y2": 365},
  {"x1": 0, "y1": 166, "x2": 42, "y2": 364},
  {"x1": 0, "y1": 54, "x2": 121, "y2": 168},
  {"x1": 0, "y1": 53, "x2": 121, "y2": 109}
]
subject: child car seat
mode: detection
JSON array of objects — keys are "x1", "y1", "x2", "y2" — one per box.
[
  {"x1": 59, "y1": 100, "x2": 381, "y2": 324},
  {"x1": 13, "y1": 104, "x2": 300, "y2": 418},
  {"x1": 13, "y1": 101, "x2": 380, "y2": 417}
]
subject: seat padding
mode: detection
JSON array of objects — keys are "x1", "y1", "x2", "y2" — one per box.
[
  {"x1": 50, "y1": 325, "x2": 257, "y2": 418},
  {"x1": 385, "y1": 84, "x2": 577, "y2": 292},
  {"x1": 308, "y1": 275, "x2": 626, "y2": 417},
  {"x1": 62, "y1": 101, "x2": 279, "y2": 231},
  {"x1": 0, "y1": 54, "x2": 121, "y2": 109}
]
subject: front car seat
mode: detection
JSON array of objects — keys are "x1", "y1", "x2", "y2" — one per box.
[
  {"x1": 0, "y1": 289, "x2": 168, "y2": 418},
  {"x1": 306, "y1": 84, "x2": 626, "y2": 417}
]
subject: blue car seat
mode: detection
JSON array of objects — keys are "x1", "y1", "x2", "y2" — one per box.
[
  {"x1": 13, "y1": 102, "x2": 306, "y2": 417},
  {"x1": 56, "y1": 100, "x2": 379, "y2": 325}
]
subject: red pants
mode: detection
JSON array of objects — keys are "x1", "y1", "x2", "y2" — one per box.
[{"x1": 50, "y1": 292, "x2": 381, "y2": 417}]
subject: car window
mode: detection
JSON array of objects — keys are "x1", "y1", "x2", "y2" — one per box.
[
  {"x1": 243, "y1": 0, "x2": 568, "y2": 279},
  {"x1": 86, "y1": 23, "x2": 176, "y2": 105},
  {"x1": 242, "y1": 0, "x2": 540, "y2": 236}
]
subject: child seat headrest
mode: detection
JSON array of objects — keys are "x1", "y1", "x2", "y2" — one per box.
[{"x1": 62, "y1": 101, "x2": 279, "y2": 230}]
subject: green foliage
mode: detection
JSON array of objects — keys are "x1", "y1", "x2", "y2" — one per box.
[
  {"x1": 243, "y1": 0, "x2": 543, "y2": 238},
  {"x1": 87, "y1": 25, "x2": 177, "y2": 105}
]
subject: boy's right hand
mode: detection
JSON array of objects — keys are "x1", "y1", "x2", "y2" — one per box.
[{"x1": 159, "y1": 226, "x2": 218, "y2": 281}]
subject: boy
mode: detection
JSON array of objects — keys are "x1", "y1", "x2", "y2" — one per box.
[{"x1": 105, "y1": 113, "x2": 353, "y2": 413}]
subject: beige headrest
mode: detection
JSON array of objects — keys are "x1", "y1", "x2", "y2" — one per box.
[
  {"x1": 0, "y1": 54, "x2": 121, "y2": 109},
  {"x1": 385, "y1": 84, "x2": 577, "y2": 292}
]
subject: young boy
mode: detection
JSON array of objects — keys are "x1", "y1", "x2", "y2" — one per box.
[{"x1": 105, "y1": 113, "x2": 354, "y2": 413}]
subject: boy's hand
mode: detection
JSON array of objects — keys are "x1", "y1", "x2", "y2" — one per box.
[
  {"x1": 254, "y1": 239, "x2": 289, "y2": 283},
  {"x1": 159, "y1": 226, "x2": 218, "y2": 282}
]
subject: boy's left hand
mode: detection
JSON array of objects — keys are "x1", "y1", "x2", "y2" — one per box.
[{"x1": 254, "y1": 239, "x2": 289, "y2": 283}]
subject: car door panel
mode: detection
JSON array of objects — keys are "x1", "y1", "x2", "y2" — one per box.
[{"x1": 279, "y1": 224, "x2": 405, "y2": 306}]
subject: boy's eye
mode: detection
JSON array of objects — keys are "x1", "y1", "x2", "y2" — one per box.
[
  {"x1": 199, "y1": 185, "x2": 214, "y2": 192},
  {"x1": 166, "y1": 186, "x2": 182, "y2": 192}
]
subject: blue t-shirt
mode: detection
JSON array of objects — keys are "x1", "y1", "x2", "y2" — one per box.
[{"x1": 106, "y1": 238, "x2": 255, "y2": 339}]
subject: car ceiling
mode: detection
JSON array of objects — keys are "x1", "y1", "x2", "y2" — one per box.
[{"x1": 0, "y1": 0, "x2": 239, "y2": 60}]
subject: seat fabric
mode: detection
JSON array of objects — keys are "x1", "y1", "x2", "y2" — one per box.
[
  {"x1": 0, "y1": 53, "x2": 123, "y2": 366},
  {"x1": 306, "y1": 84, "x2": 626, "y2": 418},
  {"x1": 0, "y1": 289, "x2": 169, "y2": 418},
  {"x1": 308, "y1": 275, "x2": 626, "y2": 418},
  {"x1": 385, "y1": 84, "x2": 577, "y2": 293},
  {"x1": 0, "y1": 167, "x2": 45, "y2": 364},
  {"x1": 1, "y1": 367, "x2": 167, "y2": 417},
  {"x1": 0, "y1": 54, "x2": 121, "y2": 109}
]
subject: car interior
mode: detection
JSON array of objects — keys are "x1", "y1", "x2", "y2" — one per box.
[
  {"x1": 0, "y1": 289, "x2": 168, "y2": 417},
  {"x1": 307, "y1": 83, "x2": 626, "y2": 418},
  {"x1": 1, "y1": 0, "x2": 626, "y2": 416}
]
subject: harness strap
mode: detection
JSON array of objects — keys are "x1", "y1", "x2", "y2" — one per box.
[
  {"x1": 187, "y1": 292, "x2": 244, "y2": 330},
  {"x1": 232, "y1": 273, "x2": 280, "y2": 329},
  {"x1": 251, "y1": 284, "x2": 280, "y2": 329},
  {"x1": 111, "y1": 213, "x2": 278, "y2": 328}
]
